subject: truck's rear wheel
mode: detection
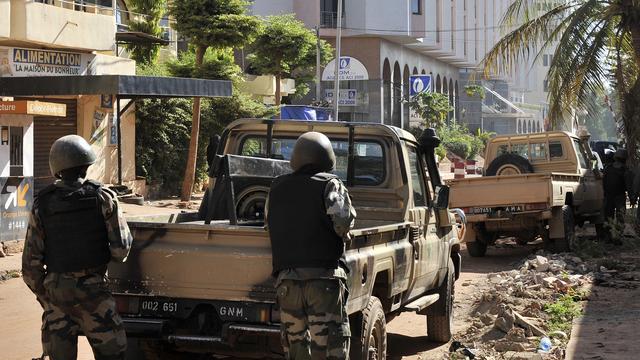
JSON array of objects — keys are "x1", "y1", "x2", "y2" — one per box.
[
  {"x1": 466, "y1": 240, "x2": 487, "y2": 257},
  {"x1": 548, "y1": 205, "x2": 575, "y2": 253},
  {"x1": 426, "y1": 259, "x2": 455, "y2": 342},
  {"x1": 350, "y1": 296, "x2": 387, "y2": 360}
]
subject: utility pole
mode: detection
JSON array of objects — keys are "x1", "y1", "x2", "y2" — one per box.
[
  {"x1": 332, "y1": 0, "x2": 343, "y2": 121},
  {"x1": 316, "y1": 26, "x2": 322, "y2": 103}
]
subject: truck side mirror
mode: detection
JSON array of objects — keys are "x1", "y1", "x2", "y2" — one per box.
[{"x1": 434, "y1": 185, "x2": 450, "y2": 210}]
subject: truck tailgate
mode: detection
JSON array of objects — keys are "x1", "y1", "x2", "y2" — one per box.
[
  {"x1": 109, "y1": 221, "x2": 275, "y2": 302},
  {"x1": 448, "y1": 173, "x2": 552, "y2": 209}
]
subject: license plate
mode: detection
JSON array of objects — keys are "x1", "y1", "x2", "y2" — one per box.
[
  {"x1": 471, "y1": 206, "x2": 523, "y2": 214},
  {"x1": 139, "y1": 299, "x2": 179, "y2": 315}
]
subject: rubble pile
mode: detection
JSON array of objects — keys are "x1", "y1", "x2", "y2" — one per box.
[{"x1": 449, "y1": 252, "x2": 596, "y2": 360}]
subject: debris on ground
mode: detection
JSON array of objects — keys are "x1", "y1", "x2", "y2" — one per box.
[{"x1": 448, "y1": 251, "x2": 601, "y2": 359}]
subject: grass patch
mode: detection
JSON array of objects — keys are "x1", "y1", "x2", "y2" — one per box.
[{"x1": 544, "y1": 293, "x2": 583, "y2": 334}]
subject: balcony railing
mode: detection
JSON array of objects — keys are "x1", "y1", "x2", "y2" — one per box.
[
  {"x1": 35, "y1": 0, "x2": 114, "y2": 16},
  {"x1": 320, "y1": 11, "x2": 345, "y2": 29}
]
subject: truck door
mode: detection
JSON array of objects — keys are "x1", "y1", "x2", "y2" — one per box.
[
  {"x1": 406, "y1": 145, "x2": 441, "y2": 297},
  {"x1": 573, "y1": 139, "x2": 602, "y2": 215}
]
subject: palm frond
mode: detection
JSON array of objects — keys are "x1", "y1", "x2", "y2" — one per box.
[{"x1": 481, "y1": 2, "x2": 577, "y2": 77}]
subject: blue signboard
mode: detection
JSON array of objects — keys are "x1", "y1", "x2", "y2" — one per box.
[
  {"x1": 0, "y1": 176, "x2": 33, "y2": 241},
  {"x1": 409, "y1": 75, "x2": 432, "y2": 96}
]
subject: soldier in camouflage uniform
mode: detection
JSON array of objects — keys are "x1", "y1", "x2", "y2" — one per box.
[
  {"x1": 267, "y1": 132, "x2": 356, "y2": 360},
  {"x1": 22, "y1": 135, "x2": 132, "y2": 360}
]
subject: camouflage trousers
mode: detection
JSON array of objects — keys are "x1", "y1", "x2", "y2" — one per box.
[
  {"x1": 276, "y1": 278, "x2": 350, "y2": 360},
  {"x1": 41, "y1": 272, "x2": 126, "y2": 360}
]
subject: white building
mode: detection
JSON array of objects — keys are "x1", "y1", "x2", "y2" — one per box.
[{"x1": 249, "y1": 0, "x2": 548, "y2": 134}]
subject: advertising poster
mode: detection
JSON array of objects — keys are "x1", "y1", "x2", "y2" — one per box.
[
  {"x1": 109, "y1": 113, "x2": 118, "y2": 146},
  {"x1": 101, "y1": 95, "x2": 113, "y2": 109},
  {"x1": 0, "y1": 46, "x2": 94, "y2": 78},
  {"x1": 90, "y1": 110, "x2": 107, "y2": 145},
  {"x1": 0, "y1": 177, "x2": 33, "y2": 241}
]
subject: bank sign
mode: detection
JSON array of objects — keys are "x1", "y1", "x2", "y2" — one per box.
[
  {"x1": 322, "y1": 56, "x2": 370, "y2": 81},
  {"x1": 409, "y1": 75, "x2": 432, "y2": 96},
  {"x1": 0, "y1": 46, "x2": 94, "y2": 77},
  {"x1": 0, "y1": 177, "x2": 33, "y2": 241}
]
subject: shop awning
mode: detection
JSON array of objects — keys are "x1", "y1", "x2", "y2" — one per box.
[
  {"x1": 0, "y1": 75, "x2": 232, "y2": 99},
  {"x1": 0, "y1": 75, "x2": 233, "y2": 185}
]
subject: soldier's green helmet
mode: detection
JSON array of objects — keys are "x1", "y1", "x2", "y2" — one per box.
[
  {"x1": 49, "y1": 135, "x2": 97, "y2": 178},
  {"x1": 290, "y1": 132, "x2": 336, "y2": 172}
]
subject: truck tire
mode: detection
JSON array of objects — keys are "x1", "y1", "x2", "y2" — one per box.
[
  {"x1": 485, "y1": 154, "x2": 534, "y2": 176},
  {"x1": 426, "y1": 259, "x2": 455, "y2": 342},
  {"x1": 350, "y1": 296, "x2": 387, "y2": 360},
  {"x1": 466, "y1": 240, "x2": 487, "y2": 257},
  {"x1": 549, "y1": 205, "x2": 575, "y2": 253}
]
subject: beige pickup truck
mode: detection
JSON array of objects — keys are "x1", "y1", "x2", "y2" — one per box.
[
  {"x1": 449, "y1": 131, "x2": 603, "y2": 256},
  {"x1": 109, "y1": 120, "x2": 462, "y2": 359}
]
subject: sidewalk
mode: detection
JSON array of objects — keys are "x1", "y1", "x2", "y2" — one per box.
[
  {"x1": 565, "y1": 283, "x2": 640, "y2": 360},
  {"x1": 0, "y1": 253, "x2": 21, "y2": 274}
]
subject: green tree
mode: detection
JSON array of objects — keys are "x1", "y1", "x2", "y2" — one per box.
[
  {"x1": 481, "y1": 0, "x2": 640, "y2": 161},
  {"x1": 407, "y1": 91, "x2": 453, "y2": 128},
  {"x1": 248, "y1": 15, "x2": 333, "y2": 107},
  {"x1": 125, "y1": 0, "x2": 167, "y2": 64},
  {"x1": 135, "y1": 58, "x2": 275, "y2": 195},
  {"x1": 169, "y1": 0, "x2": 259, "y2": 201}
]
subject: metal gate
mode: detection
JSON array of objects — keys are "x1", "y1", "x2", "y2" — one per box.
[{"x1": 32, "y1": 99, "x2": 77, "y2": 192}]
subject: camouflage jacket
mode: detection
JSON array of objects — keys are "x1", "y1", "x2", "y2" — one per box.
[{"x1": 22, "y1": 179, "x2": 132, "y2": 304}]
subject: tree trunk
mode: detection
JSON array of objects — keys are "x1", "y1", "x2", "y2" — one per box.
[
  {"x1": 622, "y1": 24, "x2": 640, "y2": 165},
  {"x1": 180, "y1": 45, "x2": 206, "y2": 202},
  {"x1": 275, "y1": 73, "x2": 282, "y2": 119}
]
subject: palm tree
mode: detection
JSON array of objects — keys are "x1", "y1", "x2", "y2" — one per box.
[{"x1": 481, "y1": 0, "x2": 640, "y2": 158}]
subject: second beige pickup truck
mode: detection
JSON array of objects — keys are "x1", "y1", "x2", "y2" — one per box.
[{"x1": 449, "y1": 131, "x2": 603, "y2": 256}]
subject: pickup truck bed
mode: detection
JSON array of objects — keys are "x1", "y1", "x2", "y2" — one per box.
[{"x1": 449, "y1": 172, "x2": 581, "y2": 217}]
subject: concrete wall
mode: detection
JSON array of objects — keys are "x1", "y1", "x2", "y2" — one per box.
[
  {"x1": 9, "y1": 0, "x2": 115, "y2": 51},
  {"x1": 251, "y1": 0, "x2": 294, "y2": 16},
  {"x1": 91, "y1": 53, "x2": 136, "y2": 75},
  {"x1": 0, "y1": 0, "x2": 9, "y2": 39}
]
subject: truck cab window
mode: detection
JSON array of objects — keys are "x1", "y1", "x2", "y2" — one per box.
[
  {"x1": 240, "y1": 136, "x2": 385, "y2": 186},
  {"x1": 530, "y1": 142, "x2": 547, "y2": 161},
  {"x1": 497, "y1": 144, "x2": 509, "y2": 156},
  {"x1": 572, "y1": 139, "x2": 588, "y2": 169},
  {"x1": 511, "y1": 143, "x2": 529, "y2": 159},
  {"x1": 407, "y1": 146, "x2": 428, "y2": 207},
  {"x1": 549, "y1": 141, "x2": 563, "y2": 159}
]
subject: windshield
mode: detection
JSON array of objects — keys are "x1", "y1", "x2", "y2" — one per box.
[{"x1": 240, "y1": 136, "x2": 386, "y2": 186}]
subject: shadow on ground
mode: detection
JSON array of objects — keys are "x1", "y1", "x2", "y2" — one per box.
[{"x1": 387, "y1": 333, "x2": 442, "y2": 360}]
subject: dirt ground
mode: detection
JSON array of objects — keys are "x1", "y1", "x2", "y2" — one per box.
[{"x1": 386, "y1": 243, "x2": 535, "y2": 360}]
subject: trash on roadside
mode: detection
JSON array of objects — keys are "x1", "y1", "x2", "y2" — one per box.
[
  {"x1": 538, "y1": 336, "x2": 552, "y2": 352},
  {"x1": 449, "y1": 340, "x2": 477, "y2": 359}
]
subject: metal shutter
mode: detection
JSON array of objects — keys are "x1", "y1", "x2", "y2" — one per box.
[{"x1": 32, "y1": 99, "x2": 78, "y2": 192}]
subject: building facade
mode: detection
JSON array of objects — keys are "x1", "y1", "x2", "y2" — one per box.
[
  {"x1": 0, "y1": 0, "x2": 139, "y2": 192},
  {"x1": 250, "y1": 0, "x2": 550, "y2": 135}
]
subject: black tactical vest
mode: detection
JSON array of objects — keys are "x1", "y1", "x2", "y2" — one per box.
[
  {"x1": 38, "y1": 181, "x2": 111, "y2": 273},
  {"x1": 268, "y1": 172, "x2": 344, "y2": 274}
]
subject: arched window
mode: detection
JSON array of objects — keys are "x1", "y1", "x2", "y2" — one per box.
[
  {"x1": 392, "y1": 61, "x2": 402, "y2": 127},
  {"x1": 382, "y1": 59, "x2": 391, "y2": 125}
]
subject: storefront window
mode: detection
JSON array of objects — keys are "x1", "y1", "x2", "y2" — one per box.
[{"x1": 9, "y1": 127, "x2": 23, "y2": 176}]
